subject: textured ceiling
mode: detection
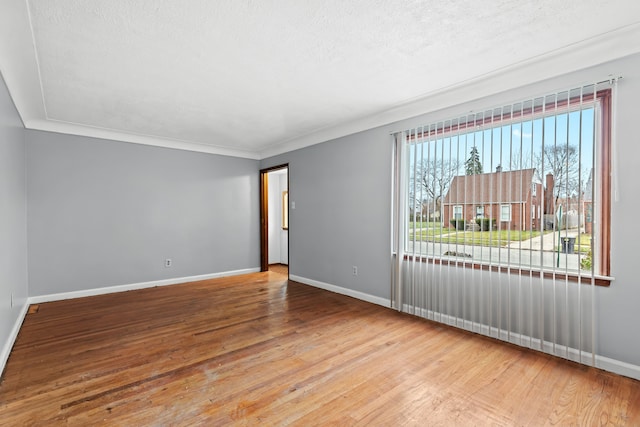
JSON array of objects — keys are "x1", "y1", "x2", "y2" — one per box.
[{"x1": 1, "y1": 1, "x2": 640, "y2": 159}]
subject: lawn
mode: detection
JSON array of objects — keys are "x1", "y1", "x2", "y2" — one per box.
[
  {"x1": 408, "y1": 229, "x2": 550, "y2": 247},
  {"x1": 408, "y1": 221, "x2": 441, "y2": 229},
  {"x1": 563, "y1": 233, "x2": 591, "y2": 254},
  {"x1": 408, "y1": 226, "x2": 453, "y2": 239},
  {"x1": 408, "y1": 227, "x2": 593, "y2": 252}
]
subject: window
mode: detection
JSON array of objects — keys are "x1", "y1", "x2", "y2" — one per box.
[
  {"x1": 500, "y1": 204, "x2": 511, "y2": 222},
  {"x1": 400, "y1": 83, "x2": 611, "y2": 282},
  {"x1": 453, "y1": 205, "x2": 463, "y2": 220}
]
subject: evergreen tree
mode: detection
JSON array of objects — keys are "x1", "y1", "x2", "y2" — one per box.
[{"x1": 465, "y1": 146, "x2": 483, "y2": 175}]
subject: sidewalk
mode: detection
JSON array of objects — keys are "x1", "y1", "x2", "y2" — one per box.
[{"x1": 508, "y1": 229, "x2": 581, "y2": 251}]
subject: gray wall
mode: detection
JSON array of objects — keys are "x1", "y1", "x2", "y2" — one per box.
[
  {"x1": 262, "y1": 52, "x2": 640, "y2": 368},
  {"x1": 26, "y1": 131, "x2": 260, "y2": 296},
  {"x1": 0, "y1": 74, "x2": 28, "y2": 367},
  {"x1": 262, "y1": 130, "x2": 393, "y2": 299}
]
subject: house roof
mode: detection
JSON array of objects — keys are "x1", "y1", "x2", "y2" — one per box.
[{"x1": 443, "y1": 169, "x2": 537, "y2": 205}]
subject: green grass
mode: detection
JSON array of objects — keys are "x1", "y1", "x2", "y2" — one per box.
[
  {"x1": 408, "y1": 225, "x2": 593, "y2": 254},
  {"x1": 558, "y1": 233, "x2": 591, "y2": 254},
  {"x1": 408, "y1": 229, "x2": 551, "y2": 247},
  {"x1": 409, "y1": 227, "x2": 453, "y2": 239},
  {"x1": 408, "y1": 221, "x2": 441, "y2": 229},
  {"x1": 575, "y1": 234, "x2": 591, "y2": 254}
]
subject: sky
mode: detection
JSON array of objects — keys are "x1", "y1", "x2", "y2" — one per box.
[{"x1": 408, "y1": 105, "x2": 596, "y2": 193}]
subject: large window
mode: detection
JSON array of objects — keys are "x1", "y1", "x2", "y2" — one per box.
[{"x1": 400, "y1": 84, "x2": 611, "y2": 283}]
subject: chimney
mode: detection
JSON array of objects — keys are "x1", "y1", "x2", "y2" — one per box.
[
  {"x1": 545, "y1": 173, "x2": 554, "y2": 214},
  {"x1": 495, "y1": 165, "x2": 502, "y2": 173}
]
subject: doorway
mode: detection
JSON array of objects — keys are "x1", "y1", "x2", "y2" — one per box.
[{"x1": 260, "y1": 164, "x2": 289, "y2": 277}]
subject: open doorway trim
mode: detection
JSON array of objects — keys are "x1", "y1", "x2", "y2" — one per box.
[{"x1": 260, "y1": 164, "x2": 289, "y2": 273}]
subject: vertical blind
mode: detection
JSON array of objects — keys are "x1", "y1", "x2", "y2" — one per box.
[{"x1": 392, "y1": 79, "x2": 618, "y2": 366}]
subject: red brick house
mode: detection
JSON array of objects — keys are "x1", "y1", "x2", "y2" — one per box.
[{"x1": 442, "y1": 168, "x2": 547, "y2": 231}]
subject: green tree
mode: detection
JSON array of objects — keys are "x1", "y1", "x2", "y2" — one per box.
[{"x1": 465, "y1": 146, "x2": 483, "y2": 175}]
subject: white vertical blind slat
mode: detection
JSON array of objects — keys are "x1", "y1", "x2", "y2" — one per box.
[{"x1": 391, "y1": 81, "x2": 613, "y2": 368}]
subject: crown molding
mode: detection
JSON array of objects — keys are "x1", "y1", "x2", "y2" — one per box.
[{"x1": 260, "y1": 23, "x2": 640, "y2": 160}]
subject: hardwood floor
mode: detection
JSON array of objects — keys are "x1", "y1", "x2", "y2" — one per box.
[
  {"x1": 268, "y1": 263, "x2": 289, "y2": 276},
  {"x1": 1, "y1": 272, "x2": 639, "y2": 426}
]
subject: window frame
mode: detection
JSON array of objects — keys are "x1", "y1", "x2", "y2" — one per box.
[
  {"x1": 398, "y1": 88, "x2": 612, "y2": 286},
  {"x1": 453, "y1": 205, "x2": 463, "y2": 220},
  {"x1": 500, "y1": 204, "x2": 511, "y2": 222}
]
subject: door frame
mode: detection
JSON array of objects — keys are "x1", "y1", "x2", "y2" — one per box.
[{"x1": 260, "y1": 164, "x2": 289, "y2": 272}]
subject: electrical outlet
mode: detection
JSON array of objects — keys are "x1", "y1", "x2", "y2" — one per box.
[
  {"x1": 352, "y1": 266, "x2": 358, "y2": 276},
  {"x1": 165, "y1": 258, "x2": 172, "y2": 268},
  {"x1": 291, "y1": 201, "x2": 296, "y2": 209}
]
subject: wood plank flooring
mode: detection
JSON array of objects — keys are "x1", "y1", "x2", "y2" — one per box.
[
  {"x1": 1, "y1": 271, "x2": 639, "y2": 426},
  {"x1": 268, "y1": 263, "x2": 289, "y2": 276}
]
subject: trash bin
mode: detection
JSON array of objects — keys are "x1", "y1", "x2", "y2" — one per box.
[{"x1": 561, "y1": 237, "x2": 576, "y2": 254}]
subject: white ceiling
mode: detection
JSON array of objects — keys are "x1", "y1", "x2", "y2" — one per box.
[{"x1": 1, "y1": 1, "x2": 640, "y2": 159}]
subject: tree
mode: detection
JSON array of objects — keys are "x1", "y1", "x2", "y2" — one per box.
[
  {"x1": 410, "y1": 159, "x2": 461, "y2": 220},
  {"x1": 508, "y1": 148, "x2": 533, "y2": 171},
  {"x1": 535, "y1": 145, "x2": 580, "y2": 206},
  {"x1": 465, "y1": 146, "x2": 483, "y2": 175}
]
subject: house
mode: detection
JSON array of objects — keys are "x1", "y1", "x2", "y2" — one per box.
[
  {"x1": 442, "y1": 167, "x2": 544, "y2": 230},
  {"x1": 2, "y1": 1, "x2": 640, "y2": 423}
]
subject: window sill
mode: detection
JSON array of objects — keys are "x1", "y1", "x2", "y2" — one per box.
[{"x1": 402, "y1": 254, "x2": 613, "y2": 287}]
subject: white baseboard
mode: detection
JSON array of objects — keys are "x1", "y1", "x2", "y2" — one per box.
[
  {"x1": 596, "y1": 355, "x2": 640, "y2": 381},
  {"x1": 2, "y1": 268, "x2": 259, "y2": 377},
  {"x1": 0, "y1": 301, "x2": 29, "y2": 378},
  {"x1": 29, "y1": 268, "x2": 260, "y2": 304},
  {"x1": 289, "y1": 274, "x2": 391, "y2": 308},
  {"x1": 401, "y1": 304, "x2": 640, "y2": 381}
]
